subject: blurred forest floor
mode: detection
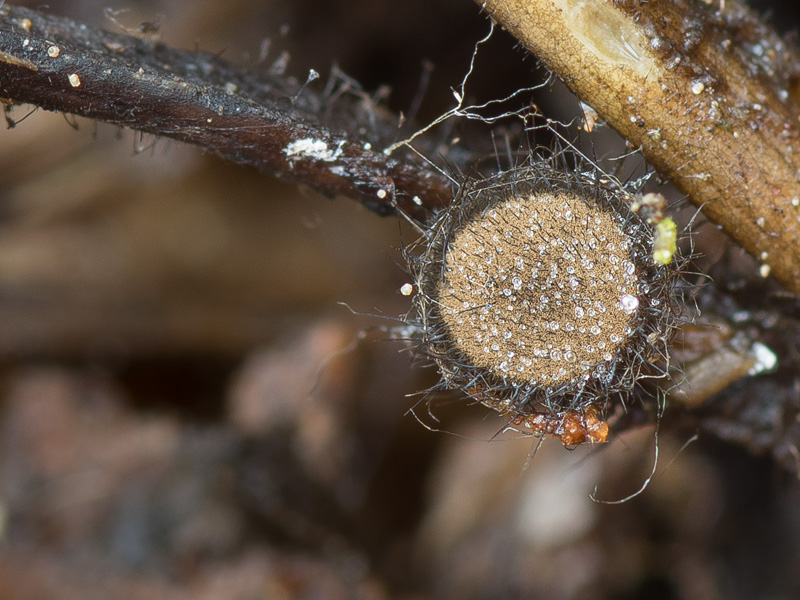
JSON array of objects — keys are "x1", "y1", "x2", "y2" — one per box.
[{"x1": 2, "y1": 1, "x2": 800, "y2": 599}]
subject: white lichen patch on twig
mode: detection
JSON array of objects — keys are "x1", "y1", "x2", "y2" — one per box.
[{"x1": 283, "y1": 138, "x2": 345, "y2": 163}]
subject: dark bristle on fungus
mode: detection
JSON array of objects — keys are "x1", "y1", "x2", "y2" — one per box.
[{"x1": 407, "y1": 152, "x2": 682, "y2": 445}]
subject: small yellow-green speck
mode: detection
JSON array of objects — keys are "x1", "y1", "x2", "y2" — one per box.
[{"x1": 653, "y1": 218, "x2": 677, "y2": 265}]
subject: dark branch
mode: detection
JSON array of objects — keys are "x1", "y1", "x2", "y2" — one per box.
[{"x1": 0, "y1": 4, "x2": 451, "y2": 220}]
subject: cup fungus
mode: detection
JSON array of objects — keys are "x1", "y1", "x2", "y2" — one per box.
[{"x1": 407, "y1": 155, "x2": 681, "y2": 444}]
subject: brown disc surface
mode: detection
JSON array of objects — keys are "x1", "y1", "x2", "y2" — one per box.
[{"x1": 437, "y1": 190, "x2": 641, "y2": 387}]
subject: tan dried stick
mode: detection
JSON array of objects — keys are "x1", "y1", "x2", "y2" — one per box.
[{"x1": 478, "y1": 0, "x2": 800, "y2": 295}]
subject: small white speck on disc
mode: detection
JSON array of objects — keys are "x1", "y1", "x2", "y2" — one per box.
[{"x1": 620, "y1": 294, "x2": 639, "y2": 313}]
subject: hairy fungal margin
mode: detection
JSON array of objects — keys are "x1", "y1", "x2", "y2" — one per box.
[{"x1": 406, "y1": 154, "x2": 682, "y2": 444}]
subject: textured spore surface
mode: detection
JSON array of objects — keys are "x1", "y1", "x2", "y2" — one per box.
[{"x1": 439, "y1": 190, "x2": 639, "y2": 387}]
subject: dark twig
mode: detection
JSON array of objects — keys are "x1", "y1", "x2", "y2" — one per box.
[{"x1": 0, "y1": 4, "x2": 451, "y2": 220}]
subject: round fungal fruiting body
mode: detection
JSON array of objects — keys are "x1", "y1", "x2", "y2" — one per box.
[{"x1": 410, "y1": 160, "x2": 679, "y2": 444}]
